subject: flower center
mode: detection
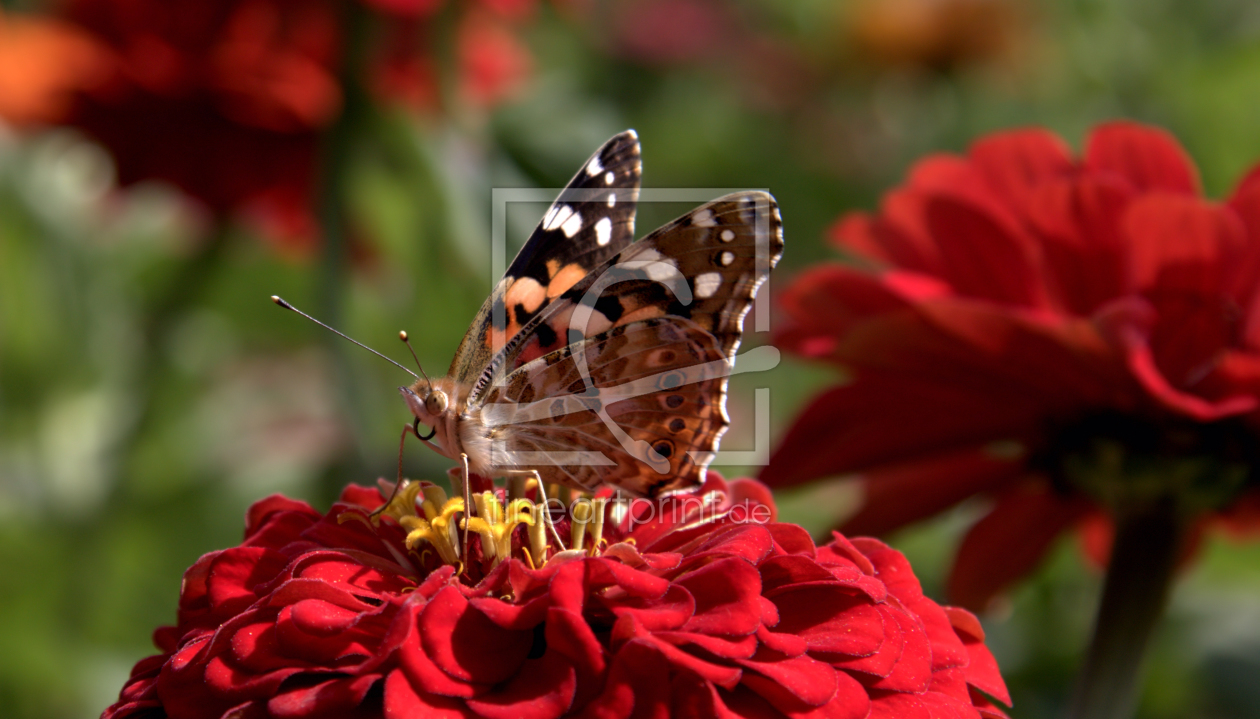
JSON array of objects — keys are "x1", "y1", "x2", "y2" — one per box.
[
  {"x1": 1037, "y1": 411, "x2": 1258, "y2": 514},
  {"x1": 353, "y1": 480, "x2": 614, "y2": 579},
  {"x1": 465, "y1": 492, "x2": 536, "y2": 566}
]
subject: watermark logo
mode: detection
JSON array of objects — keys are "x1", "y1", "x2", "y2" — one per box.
[
  {"x1": 485, "y1": 187, "x2": 780, "y2": 470},
  {"x1": 536, "y1": 493, "x2": 774, "y2": 530}
]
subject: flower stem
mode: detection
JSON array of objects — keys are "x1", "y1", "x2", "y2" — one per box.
[{"x1": 1068, "y1": 499, "x2": 1182, "y2": 719}]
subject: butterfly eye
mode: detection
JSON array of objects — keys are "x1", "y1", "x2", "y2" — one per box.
[{"x1": 425, "y1": 389, "x2": 449, "y2": 415}]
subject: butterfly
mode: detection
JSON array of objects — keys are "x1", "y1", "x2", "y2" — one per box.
[{"x1": 400, "y1": 131, "x2": 783, "y2": 497}]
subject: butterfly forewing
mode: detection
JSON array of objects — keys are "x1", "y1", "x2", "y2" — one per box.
[
  {"x1": 448, "y1": 131, "x2": 642, "y2": 384},
  {"x1": 473, "y1": 192, "x2": 783, "y2": 393}
]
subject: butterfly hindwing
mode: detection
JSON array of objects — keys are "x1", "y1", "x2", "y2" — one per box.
[
  {"x1": 448, "y1": 131, "x2": 642, "y2": 384},
  {"x1": 477, "y1": 318, "x2": 730, "y2": 495}
]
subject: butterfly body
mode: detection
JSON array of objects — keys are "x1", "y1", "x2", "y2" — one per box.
[{"x1": 403, "y1": 131, "x2": 783, "y2": 497}]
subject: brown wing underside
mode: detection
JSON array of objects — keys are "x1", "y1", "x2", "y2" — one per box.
[{"x1": 476, "y1": 318, "x2": 729, "y2": 496}]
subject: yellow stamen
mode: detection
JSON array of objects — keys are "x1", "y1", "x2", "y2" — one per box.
[
  {"x1": 471, "y1": 492, "x2": 496, "y2": 559},
  {"x1": 528, "y1": 519, "x2": 548, "y2": 568},
  {"x1": 588, "y1": 497, "x2": 608, "y2": 555},
  {"x1": 401, "y1": 496, "x2": 465, "y2": 566},
  {"x1": 463, "y1": 492, "x2": 535, "y2": 567},
  {"x1": 374, "y1": 481, "x2": 427, "y2": 524},
  {"x1": 421, "y1": 484, "x2": 449, "y2": 510},
  {"x1": 421, "y1": 485, "x2": 459, "y2": 550},
  {"x1": 570, "y1": 499, "x2": 592, "y2": 552}
]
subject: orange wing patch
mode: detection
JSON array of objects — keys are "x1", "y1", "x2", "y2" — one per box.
[
  {"x1": 547, "y1": 263, "x2": 588, "y2": 299},
  {"x1": 505, "y1": 277, "x2": 547, "y2": 315},
  {"x1": 620, "y1": 305, "x2": 666, "y2": 325}
]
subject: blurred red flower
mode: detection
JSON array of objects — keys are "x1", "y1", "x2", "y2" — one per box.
[
  {"x1": 101, "y1": 475, "x2": 1009, "y2": 718},
  {"x1": 599, "y1": 0, "x2": 811, "y2": 111},
  {"x1": 763, "y1": 121, "x2": 1260, "y2": 609},
  {"x1": 0, "y1": 0, "x2": 536, "y2": 252},
  {"x1": 458, "y1": 9, "x2": 533, "y2": 108}
]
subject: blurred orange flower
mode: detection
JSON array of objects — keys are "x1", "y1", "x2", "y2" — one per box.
[
  {"x1": 0, "y1": 12, "x2": 108, "y2": 126},
  {"x1": 847, "y1": 0, "x2": 1025, "y2": 72}
]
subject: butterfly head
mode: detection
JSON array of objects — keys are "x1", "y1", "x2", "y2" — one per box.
[{"x1": 400, "y1": 379, "x2": 451, "y2": 428}]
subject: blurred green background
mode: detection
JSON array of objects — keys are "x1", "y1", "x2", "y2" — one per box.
[{"x1": 3, "y1": 0, "x2": 1260, "y2": 717}]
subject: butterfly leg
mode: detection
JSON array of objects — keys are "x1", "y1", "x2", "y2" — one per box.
[
  {"x1": 534, "y1": 475, "x2": 567, "y2": 550},
  {"x1": 459, "y1": 453, "x2": 473, "y2": 567},
  {"x1": 500, "y1": 469, "x2": 565, "y2": 550}
]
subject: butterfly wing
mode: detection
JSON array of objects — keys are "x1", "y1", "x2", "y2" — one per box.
[
  {"x1": 469, "y1": 192, "x2": 785, "y2": 495},
  {"x1": 448, "y1": 131, "x2": 642, "y2": 384},
  {"x1": 477, "y1": 318, "x2": 730, "y2": 495}
]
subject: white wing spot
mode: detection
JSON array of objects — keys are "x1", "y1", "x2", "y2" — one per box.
[
  {"x1": 604, "y1": 171, "x2": 615, "y2": 185},
  {"x1": 561, "y1": 209, "x2": 584, "y2": 238},
  {"x1": 595, "y1": 217, "x2": 613, "y2": 246},
  {"x1": 719, "y1": 251, "x2": 735, "y2": 266},
  {"x1": 695, "y1": 272, "x2": 721, "y2": 298},
  {"x1": 544, "y1": 204, "x2": 573, "y2": 231},
  {"x1": 587, "y1": 156, "x2": 604, "y2": 176},
  {"x1": 720, "y1": 229, "x2": 735, "y2": 243},
  {"x1": 693, "y1": 209, "x2": 716, "y2": 227},
  {"x1": 606, "y1": 193, "x2": 616, "y2": 208}
]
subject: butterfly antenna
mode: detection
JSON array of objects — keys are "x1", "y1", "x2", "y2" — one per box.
[
  {"x1": 398, "y1": 331, "x2": 432, "y2": 384},
  {"x1": 271, "y1": 296, "x2": 418, "y2": 379}
]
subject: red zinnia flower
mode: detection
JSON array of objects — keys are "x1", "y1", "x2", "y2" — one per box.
[
  {"x1": 0, "y1": 0, "x2": 537, "y2": 252},
  {"x1": 763, "y1": 121, "x2": 1260, "y2": 609},
  {"x1": 101, "y1": 474, "x2": 1009, "y2": 718}
]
